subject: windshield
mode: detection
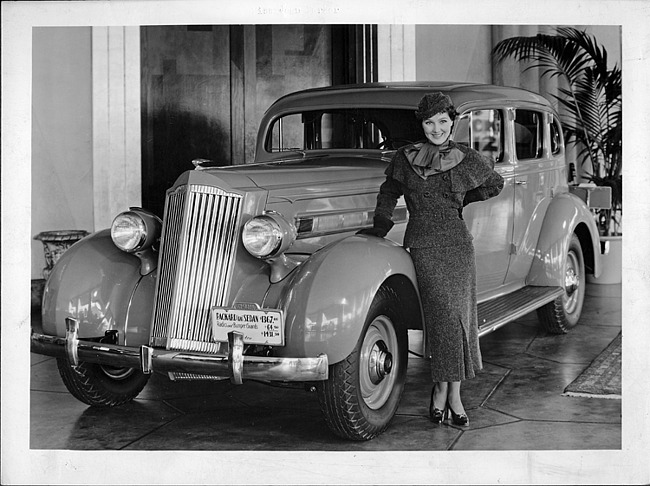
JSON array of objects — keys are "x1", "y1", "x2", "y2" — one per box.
[{"x1": 264, "y1": 108, "x2": 424, "y2": 152}]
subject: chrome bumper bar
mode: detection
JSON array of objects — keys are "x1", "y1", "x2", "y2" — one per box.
[{"x1": 31, "y1": 318, "x2": 328, "y2": 384}]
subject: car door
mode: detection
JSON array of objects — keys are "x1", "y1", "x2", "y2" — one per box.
[
  {"x1": 503, "y1": 108, "x2": 558, "y2": 285},
  {"x1": 453, "y1": 108, "x2": 515, "y2": 296}
]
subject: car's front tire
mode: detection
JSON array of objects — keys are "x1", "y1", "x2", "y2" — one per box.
[
  {"x1": 316, "y1": 286, "x2": 408, "y2": 440},
  {"x1": 537, "y1": 234, "x2": 586, "y2": 334},
  {"x1": 57, "y1": 359, "x2": 150, "y2": 407}
]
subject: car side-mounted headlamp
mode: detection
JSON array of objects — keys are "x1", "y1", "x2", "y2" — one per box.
[
  {"x1": 242, "y1": 211, "x2": 297, "y2": 259},
  {"x1": 111, "y1": 208, "x2": 161, "y2": 253},
  {"x1": 111, "y1": 208, "x2": 162, "y2": 275}
]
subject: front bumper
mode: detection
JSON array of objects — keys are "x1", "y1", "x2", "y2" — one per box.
[{"x1": 31, "y1": 318, "x2": 328, "y2": 384}]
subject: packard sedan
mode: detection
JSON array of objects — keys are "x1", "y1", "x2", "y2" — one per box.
[{"x1": 32, "y1": 82, "x2": 605, "y2": 440}]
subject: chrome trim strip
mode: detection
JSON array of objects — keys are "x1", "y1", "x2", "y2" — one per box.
[
  {"x1": 31, "y1": 332, "x2": 329, "y2": 382},
  {"x1": 295, "y1": 206, "x2": 408, "y2": 239}
]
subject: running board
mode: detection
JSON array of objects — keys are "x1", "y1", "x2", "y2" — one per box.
[{"x1": 477, "y1": 286, "x2": 564, "y2": 337}]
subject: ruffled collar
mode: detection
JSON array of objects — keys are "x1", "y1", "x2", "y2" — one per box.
[{"x1": 403, "y1": 140, "x2": 465, "y2": 179}]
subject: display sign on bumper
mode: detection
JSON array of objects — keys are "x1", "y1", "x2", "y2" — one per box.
[{"x1": 210, "y1": 303, "x2": 284, "y2": 346}]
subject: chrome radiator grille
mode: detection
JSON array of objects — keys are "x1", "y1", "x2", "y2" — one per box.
[{"x1": 150, "y1": 184, "x2": 243, "y2": 352}]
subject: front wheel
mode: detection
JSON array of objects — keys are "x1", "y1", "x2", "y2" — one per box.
[
  {"x1": 57, "y1": 359, "x2": 150, "y2": 407},
  {"x1": 316, "y1": 286, "x2": 408, "y2": 440},
  {"x1": 537, "y1": 234, "x2": 586, "y2": 334}
]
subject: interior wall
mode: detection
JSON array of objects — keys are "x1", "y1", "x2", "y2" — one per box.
[
  {"x1": 414, "y1": 25, "x2": 492, "y2": 83},
  {"x1": 140, "y1": 25, "x2": 333, "y2": 217},
  {"x1": 31, "y1": 27, "x2": 94, "y2": 279}
]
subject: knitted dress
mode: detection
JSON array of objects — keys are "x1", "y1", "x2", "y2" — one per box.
[{"x1": 375, "y1": 140, "x2": 504, "y2": 382}]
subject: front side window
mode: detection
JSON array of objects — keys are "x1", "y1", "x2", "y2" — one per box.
[
  {"x1": 453, "y1": 109, "x2": 504, "y2": 163},
  {"x1": 265, "y1": 108, "x2": 423, "y2": 153},
  {"x1": 514, "y1": 109, "x2": 544, "y2": 160}
]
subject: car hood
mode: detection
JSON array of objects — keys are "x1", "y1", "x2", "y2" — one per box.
[{"x1": 203, "y1": 153, "x2": 390, "y2": 192}]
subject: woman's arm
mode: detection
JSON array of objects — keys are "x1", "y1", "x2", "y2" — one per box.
[
  {"x1": 375, "y1": 175, "x2": 403, "y2": 221},
  {"x1": 463, "y1": 168, "x2": 504, "y2": 205},
  {"x1": 358, "y1": 158, "x2": 404, "y2": 237}
]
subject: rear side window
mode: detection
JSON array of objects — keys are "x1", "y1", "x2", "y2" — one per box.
[
  {"x1": 550, "y1": 116, "x2": 562, "y2": 155},
  {"x1": 453, "y1": 109, "x2": 503, "y2": 163},
  {"x1": 514, "y1": 109, "x2": 544, "y2": 160}
]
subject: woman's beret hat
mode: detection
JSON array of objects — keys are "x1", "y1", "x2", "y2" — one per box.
[{"x1": 415, "y1": 92, "x2": 455, "y2": 120}]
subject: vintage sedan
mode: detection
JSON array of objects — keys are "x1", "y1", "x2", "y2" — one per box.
[{"x1": 32, "y1": 82, "x2": 605, "y2": 441}]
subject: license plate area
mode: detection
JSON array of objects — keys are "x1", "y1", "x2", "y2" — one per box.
[{"x1": 210, "y1": 303, "x2": 284, "y2": 346}]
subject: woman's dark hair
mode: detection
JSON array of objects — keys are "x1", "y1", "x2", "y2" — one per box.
[{"x1": 414, "y1": 92, "x2": 457, "y2": 120}]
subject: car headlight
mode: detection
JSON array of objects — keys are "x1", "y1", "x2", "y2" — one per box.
[
  {"x1": 111, "y1": 209, "x2": 161, "y2": 253},
  {"x1": 242, "y1": 212, "x2": 297, "y2": 259}
]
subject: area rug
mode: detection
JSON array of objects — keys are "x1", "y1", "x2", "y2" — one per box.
[{"x1": 563, "y1": 332, "x2": 622, "y2": 399}]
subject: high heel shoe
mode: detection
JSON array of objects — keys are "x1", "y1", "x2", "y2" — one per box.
[
  {"x1": 446, "y1": 401, "x2": 469, "y2": 426},
  {"x1": 429, "y1": 387, "x2": 446, "y2": 424}
]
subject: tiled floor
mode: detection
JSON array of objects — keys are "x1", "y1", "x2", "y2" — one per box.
[{"x1": 30, "y1": 283, "x2": 622, "y2": 452}]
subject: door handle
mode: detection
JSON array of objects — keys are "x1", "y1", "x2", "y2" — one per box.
[{"x1": 515, "y1": 179, "x2": 527, "y2": 185}]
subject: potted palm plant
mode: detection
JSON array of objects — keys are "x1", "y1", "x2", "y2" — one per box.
[{"x1": 492, "y1": 27, "x2": 622, "y2": 283}]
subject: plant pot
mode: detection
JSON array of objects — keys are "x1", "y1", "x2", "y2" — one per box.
[{"x1": 587, "y1": 235, "x2": 622, "y2": 285}]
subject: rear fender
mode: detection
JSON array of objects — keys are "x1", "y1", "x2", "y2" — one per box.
[
  {"x1": 527, "y1": 193, "x2": 601, "y2": 286},
  {"x1": 41, "y1": 230, "x2": 153, "y2": 345},
  {"x1": 272, "y1": 235, "x2": 421, "y2": 364}
]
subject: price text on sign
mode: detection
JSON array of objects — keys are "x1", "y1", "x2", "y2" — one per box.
[{"x1": 210, "y1": 307, "x2": 284, "y2": 346}]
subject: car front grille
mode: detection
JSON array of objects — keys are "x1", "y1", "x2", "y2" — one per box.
[{"x1": 150, "y1": 184, "x2": 243, "y2": 352}]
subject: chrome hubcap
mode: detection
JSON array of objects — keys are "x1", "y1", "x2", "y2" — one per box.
[
  {"x1": 368, "y1": 341, "x2": 393, "y2": 385},
  {"x1": 565, "y1": 267, "x2": 579, "y2": 295},
  {"x1": 563, "y1": 250, "x2": 581, "y2": 314},
  {"x1": 360, "y1": 315, "x2": 399, "y2": 410}
]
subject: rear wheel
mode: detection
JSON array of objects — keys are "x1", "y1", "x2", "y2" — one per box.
[
  {"x1": 316, "y1": 286, "x2": 408, "y2": 440},
  {"x1": 537, "y1": 234, "x2": 586, "y2": 334},
  {"x1": 57, "y1": 359, "x2": 150, "y2": 407}
]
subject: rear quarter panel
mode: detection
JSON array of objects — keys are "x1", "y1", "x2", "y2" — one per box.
[{"x1": 527, "y1": 192, "x2": 602, "y2": 286}]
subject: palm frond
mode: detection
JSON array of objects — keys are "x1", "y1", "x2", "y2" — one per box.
[
  {"x1": 492, "y1": 26, "x2": 622, "y2": 183},
  {"x1": 492, "y1": 32, "x2": 593, "y2": 82},
  {"x1": 557, "y1": 27, "x2": 615, "y2": 87}
]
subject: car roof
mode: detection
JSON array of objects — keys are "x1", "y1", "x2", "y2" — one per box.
[{"x1": 265, "y1": 81, "x2": 555, "y2": 114}]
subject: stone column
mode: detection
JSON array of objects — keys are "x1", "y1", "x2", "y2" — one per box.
[
  {"x1": 377, "y1": 25, "x2": 416, "y2": 82},
  {"x1": 92, "y1": 26, "x2": 142, "y2": 230}
]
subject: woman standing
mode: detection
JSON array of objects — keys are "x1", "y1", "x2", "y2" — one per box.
[{"x1": 360, "y1": 92, "x2": 504, "y2": 426}]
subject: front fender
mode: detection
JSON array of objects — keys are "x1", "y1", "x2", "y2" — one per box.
[
  {"x1": 273, "y1": 235, "x2": 419, "y2": 364},
  {"x1": 41, "y1": 229, "x2": 152, "y2": 345},
  {"x1": 528, "y1": 192, "x2": 601, "y2": 286}
]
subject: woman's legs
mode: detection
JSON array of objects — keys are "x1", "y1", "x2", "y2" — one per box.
[
  {"x1": 431, "y1": 381, "x2": 448, "y2": 410},
  {"x1": 444, "y1": 381, "x2": 469, "y2": 426},
  {"x1": 431, "y1": 381, "x2": 465, "y2": 412},
  {"x1": 430, "y1": 381, "x2": 469, "y2": 425},
  {"x1": 446, "y1": 381, "x2": 466, "y2": 414}
]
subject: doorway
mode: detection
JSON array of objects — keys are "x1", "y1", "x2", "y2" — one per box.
[{"x1": 141, "y1": 24, "x2": 375, "y2": 217}]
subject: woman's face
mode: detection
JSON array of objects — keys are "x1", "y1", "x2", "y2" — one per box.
[{"x1": 422, "y1": 112, "x2": 453, "y2": 145}]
